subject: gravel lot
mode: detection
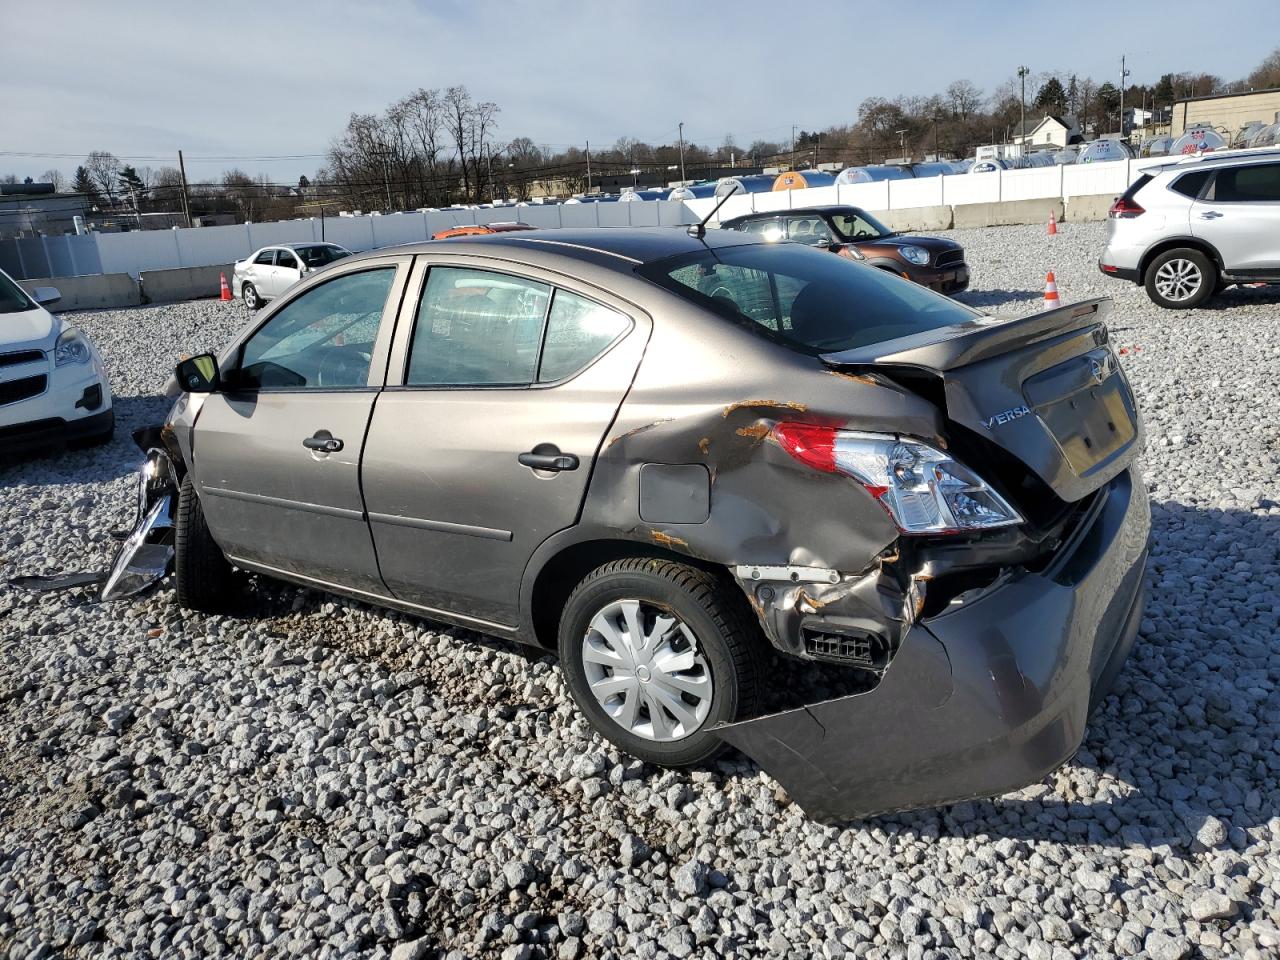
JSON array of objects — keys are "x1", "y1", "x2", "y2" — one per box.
[{"x1": 3, "y1": 221, "x2": 1280, "y2": 960}]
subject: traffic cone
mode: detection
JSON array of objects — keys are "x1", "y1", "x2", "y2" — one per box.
[
  {"x1": 1047, "y1": 211, "x2": 1058, "y2": 236},
  {"x1": 219, "y1": 272, "x2": 232, "y2": 301},
  {"x1": 1043, "y1": 271, "x2": 1060, "y2": 306}
]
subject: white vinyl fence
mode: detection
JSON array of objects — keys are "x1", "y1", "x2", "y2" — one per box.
[{"x1": 1, "y1": 157, "x2": 1163, "y2": 282}]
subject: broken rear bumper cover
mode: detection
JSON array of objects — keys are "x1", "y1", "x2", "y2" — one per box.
[{"x1": 717, "y1": 465, "x2": 1150, "y2": 823}]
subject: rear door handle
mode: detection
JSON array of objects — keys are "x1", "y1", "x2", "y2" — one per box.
[
  {"x1": 518, "y1": 451, "x2": 579, "y2": 471},
  {"x1": 303, "y1": 431, "x2": 343, "y2": 453},
  {"x1": 1199, "y1": 211, "x2": 1223, "y2": 219}
]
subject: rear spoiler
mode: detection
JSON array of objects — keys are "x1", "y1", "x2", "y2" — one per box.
[{"x1": 821, "y1": 298, "x2": 1111, "y2": 372}]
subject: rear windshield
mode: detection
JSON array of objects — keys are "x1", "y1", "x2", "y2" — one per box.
[
  {"x1": 639, "y1": 242, "x2": 979, "y2": 353},
  {"x1": 0, "y1": 271, "x2": 33, "y2": 315}
]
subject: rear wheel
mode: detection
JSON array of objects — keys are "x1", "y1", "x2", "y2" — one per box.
[
  {"x1": 558, "y1": 558, "x2": 763, "y2": 767},
  {"x1": 1144, "y1": 248, "x2": 1215, "y2": 309},
  {"x1": 242, "y1": 283, "x2": 261, "y2": 311},
  {"x1": 175, "y1": 475, "x2": 239, "y2": 613}
]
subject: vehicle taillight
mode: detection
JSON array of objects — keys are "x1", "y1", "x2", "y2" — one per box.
[
  {"x1": 772, "y1": 423, "x2": 1023, "y2": 534},
  {"x1": 1108, "y1": 197, "x2": 1145, "y2": 219}
]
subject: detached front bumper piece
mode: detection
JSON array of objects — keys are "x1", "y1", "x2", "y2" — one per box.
[
  {"x1": 9, "y1": 427, "x2": 179, "y2": 602},
  {"x1": 717, "y1": 466, "x2": 1150, "y2": 823}
]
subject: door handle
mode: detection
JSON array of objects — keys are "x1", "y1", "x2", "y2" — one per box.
[
  {"x1": 1199, "y1": 211, "x2": 1223, "y2": 219},
  {"x1": 303, "y1": 431, "x2": 343, "y2": 453},
  {"x1": 518, "y1": 451, "x2": 579, "y2": 471}
]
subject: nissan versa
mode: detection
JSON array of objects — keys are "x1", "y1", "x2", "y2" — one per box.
[{"x1": 32, "y1": 227, "x2": 1149, "y2": 822}]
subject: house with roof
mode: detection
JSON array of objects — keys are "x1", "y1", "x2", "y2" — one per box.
[{"x1": 1011, "y1": 115, "x2": 1082, "y2": 149}]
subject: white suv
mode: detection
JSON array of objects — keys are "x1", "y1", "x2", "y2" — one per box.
[{"x1": 1098, "y1": 148, "x2": 1280, "y2": 308}]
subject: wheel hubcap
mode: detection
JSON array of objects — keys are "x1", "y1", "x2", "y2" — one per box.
[
  {"x1": 1154, "y1": 259, "x2": 1202, "y2": 302},
  {"x1": 581, "y1": 599, "x2": 712, "y2": 742}
]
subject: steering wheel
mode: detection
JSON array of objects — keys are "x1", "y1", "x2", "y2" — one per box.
[{"x1": 315, "y1": 345, "x2": 372, "y2": 387}]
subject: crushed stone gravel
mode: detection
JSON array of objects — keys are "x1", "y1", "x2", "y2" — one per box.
[{"x1": 2, "y1": 221, "x2": 1279, "y2": 959}]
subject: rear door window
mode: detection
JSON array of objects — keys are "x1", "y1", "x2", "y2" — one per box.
[
  {"x1": 1208, "y1": 164, "x2": 1280, "y2": 202},
  {"x1": 1169, "y1": 170, "x2": 1211, "y2": 199},
  {"x1": 406, "y1": 268, "x2": 551, "y2": 386},
  {"x1": 254, "y1": 249, "x2": 275, "y2": 266},
  {"x1": 537, "y1": 290, "x2": 630, "y2": 382}
]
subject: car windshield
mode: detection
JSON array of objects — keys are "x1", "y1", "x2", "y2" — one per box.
[
  {"x1": 640, "y1": 242, "x2": 979, "y2": 353},
  {"x1": 829, "y1": 209, "x2": 893, "y2": 241},
  {"x1": 0, "y1": 271, "x2": 34, "y2": 315},
  {"x1": 294, "y1": 245, "x2": 349, "y2": 267}
]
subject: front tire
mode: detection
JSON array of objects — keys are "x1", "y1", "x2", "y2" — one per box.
[
  {"x1": 1145, "y1": 248, "x2": 1215, "y2": 309},
  {"x1": 558, "y1": 558, "x2": 763, "y2": 767},
  {"x1": 175, "y1": 475, "x2": 239, "y2": 613},
  {"x1": 242, "y1": 283, "x2": 261, "y2": 311}
]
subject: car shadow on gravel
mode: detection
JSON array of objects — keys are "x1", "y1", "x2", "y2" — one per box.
[
  {"x1": 953, "y1": 289, "x2": 1047, "y2": 311},
  {"x1": 0, "y1": 394, "x2": 171, "y2": 486}
]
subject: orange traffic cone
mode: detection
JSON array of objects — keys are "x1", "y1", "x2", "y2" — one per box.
[
  {"x1": 1047, "y1": 211, "x2": 1058, "y2": 236},
  {"x1": 1043, "y1": 271, "x2": 1060, "y2": 306},
  {"x1": 219, "y1": 272, "x2": 232, "y2": 301}
]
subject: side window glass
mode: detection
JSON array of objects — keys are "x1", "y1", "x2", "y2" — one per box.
[
  {"x1": 1213, "y1": 165, "x2": 1280, "y2": 202},
  {"x1": 786, "y1": 216, "x2": 832, "y2": 244},
  {"x1": 1171, "y1": 170, "x2": 1211, "y2": 199},
  {"x1": 236, "y1": 268, "x2": 396, "y2": 390},
  {"x1": 277, "y1": 251, "x2": 299, "y2": 270},
  {"x1": 254, "y1": 250, "x2": 275, "y2": 266},
  {"x1": 741, "y1": 218, "x2": 783, "y2": 240},
  {"x1": 407, "y1": 267, "x2": 551, "y2": 386},
  {"x1": 538, "y1": 291, "x2": 630, "y2": 382}
]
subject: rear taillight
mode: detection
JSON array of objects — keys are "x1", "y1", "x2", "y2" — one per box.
[
  {"x1": 1109, "y1": 197, "x2": 1145, "y2": 219},
  {"x1": 772, "y1": 423, "x2": 1023, "y2": 535}
]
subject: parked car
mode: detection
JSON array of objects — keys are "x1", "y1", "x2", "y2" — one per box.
[
  {"x1": 61, "y1": 226, "x2": 1149, "y2": 821},
  {"x1": 0, "y1": 268, "x2": 113, "y2": 454},
  {"x1": 720, "y1": 205, "x2": 969, "y2": 294},
  {"x1": 232, "y1": 242, "x2": 352, "y2": 309},
  {"x1": 1099, "y1": 148, "x2": 1280, "y2": 308},
  {"x1": 432, "y1": 222, "x2": 535, "y2": 240}
]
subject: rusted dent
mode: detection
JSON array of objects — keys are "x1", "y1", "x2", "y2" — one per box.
[
  {"x1": 826, "y1": 369, "x2": 879, "y2": 386},
  {"x1": 735, "y1": 423, "x2": 771, "y2": 441},
  {"x1": 698, "y1": 437, "x2": 711, "y2": 455},
  {"x1": 721, "y1": 399, "x2": 808, "y2": 419},
  {"x1": 649, "y1": 529, "x2": 689, "y2": 550},
  {"x1": 795, "y1": 588, "x2": 830, "y2": 614},
  {"x1": 607, "y1": 418, "x2": 674, "y2": 448}
]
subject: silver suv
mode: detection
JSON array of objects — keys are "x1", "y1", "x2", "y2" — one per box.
[{"x1": 1099, "y1": 148, "x2": 1280, "y2": 308}]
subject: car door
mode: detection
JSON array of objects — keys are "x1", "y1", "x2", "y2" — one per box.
[
  {"x1": 360, "y1": 258, "x2": 648, "y2": 627},
  {"x1": 271, "y1": 248, "x2": 304, "y2": 297},
  {"x1": 246, "y1": 247, "x2": 276, "y2": 294},
  {"x1": 191, "y1": 256, "x2": 411, "y2": 593},
  {"x1": 1191, "y1": 162, "x2": 1280, "y2": 273}
]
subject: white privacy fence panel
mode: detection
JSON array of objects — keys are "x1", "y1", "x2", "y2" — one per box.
[{"x1": 19, "y1": 158, "x2": 1177, "y2": 281}]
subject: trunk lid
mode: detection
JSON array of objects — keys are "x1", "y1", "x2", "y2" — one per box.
[{"x1": 822, "y1": 298, "x2": 1141, "y2": 504}]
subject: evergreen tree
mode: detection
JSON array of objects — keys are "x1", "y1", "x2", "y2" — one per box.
[
  {"x1": 72, "y1": 165, "x2": 99, "y2": 201},
  {"x1": 1035, "y1": 77, "x2": 1067, "y2": 114}
]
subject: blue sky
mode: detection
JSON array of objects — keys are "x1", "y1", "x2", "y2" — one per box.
[{"x1": 3, "y1": 0, "x2": 1277, "y2": 183}]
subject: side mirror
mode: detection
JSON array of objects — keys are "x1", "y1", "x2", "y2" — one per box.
[
  {"x1": 32, "y1": 286, "x2": 62, "y2": 307},
  {"x1": 175, "y1": 353, "x2": 220, "y2": 393}
]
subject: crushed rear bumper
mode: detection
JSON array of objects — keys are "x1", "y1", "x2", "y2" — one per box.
[{"x1": 717, "y1": 466, "x2": 1150, "y2": 822}]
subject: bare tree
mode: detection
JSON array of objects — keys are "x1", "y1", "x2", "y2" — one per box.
[
  {"x1": 41, "y1": 168, "x2": 66, "y2": 192},
  {"x1": 946, "y1": 80, "x2": 983, "y2": 121},
  {"x1": 85, "y1": 151, "x2": 121, "y2": 203}
]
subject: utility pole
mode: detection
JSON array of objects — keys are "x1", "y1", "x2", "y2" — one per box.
[
  {"x1": 585, "y1": 141, "x2": 592, "y2": 193},
  {"x1": 677, "y1": 122, "x2": 686, "y2": 182},
  {"x1": 1017, "y1": 65, "x2": 1030, "y2": 147},
  {"x1": 932, "y1": 116, "x2": 940, "y2": 161},
  {"x1": 1119, "y1": 55, "x2": 1132, "y2": 141},
  {"x1": 177, "y1": 150, "x2": 193, "y2": 227},
  {"x1": 896, "y1": 129, "x2": 908, "y2": 162}
]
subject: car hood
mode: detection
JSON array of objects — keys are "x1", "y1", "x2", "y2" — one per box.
[
  {"x1": 860, "y1": 234, "x2": 961, "y2": 252},
  {"x1": 1, "y1": 304, "x2": 59, "y2": 351}
]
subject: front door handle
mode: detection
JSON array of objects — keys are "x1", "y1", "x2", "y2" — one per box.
[
  {"x1": 518, "y1": 451, "x2": 579, "y2": 471},
  {"x1": 303, "y1": 431, "x2": 343, "y2": 453},
  {"x1": 1199, "y1": 210, "x2": 1223, "y2": 219}
]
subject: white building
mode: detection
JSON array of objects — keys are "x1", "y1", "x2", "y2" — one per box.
[{"x1": 1011, "y1": 115, "x2": 1081, "y2": 149}]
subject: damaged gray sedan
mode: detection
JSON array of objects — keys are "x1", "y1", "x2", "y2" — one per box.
[{"x1": 49, "y1": 227, "x2": 1150, "y2": 822}]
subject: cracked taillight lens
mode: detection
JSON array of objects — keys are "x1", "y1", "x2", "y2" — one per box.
[{"x1": 773, "y1": 423, "x2": 1023, "y2": 534}]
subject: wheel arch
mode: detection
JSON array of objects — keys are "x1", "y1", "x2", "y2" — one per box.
[
  {"x1": 1138, "y1": 236, "x2": 1223, "y2": 278},
  {"x1": 523, "y1": 535, "x2": 728, "y2": 650}
]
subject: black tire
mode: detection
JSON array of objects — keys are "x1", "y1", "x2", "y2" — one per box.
[
  {"x1": 1144, "y1": 248, "x2": 1216, "y2": 309},
  {"x1": 242, "y1": 283, "x2": 260, "y2": 310},
  {"x1": 558, "y1": 558, "x2": 764, "y2": 767},
  {"x1": 175, "y1": 474, "x2": 239, "y2": 613}
]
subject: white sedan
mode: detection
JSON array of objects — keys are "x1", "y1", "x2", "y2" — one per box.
[
  {"x1": 0, "y1": 267, "x2": 113, "y2": 454},
  {"x1": 231, "y1": 242, "x2": 353, "y2": 310}
]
